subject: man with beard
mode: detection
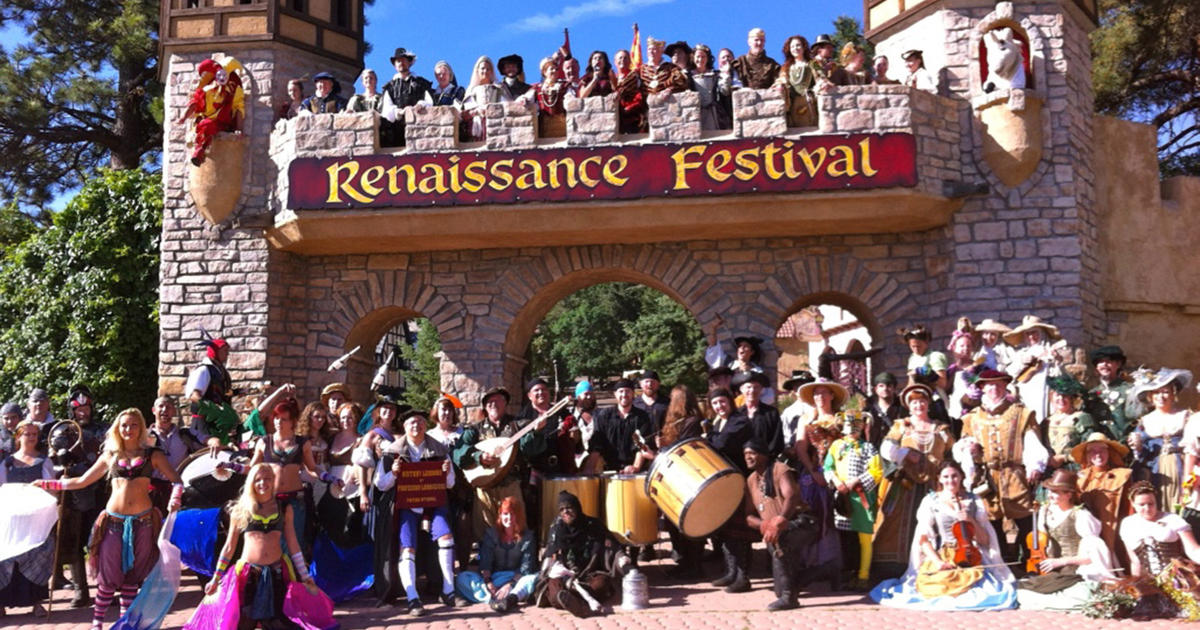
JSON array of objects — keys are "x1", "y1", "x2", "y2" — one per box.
[
  {"x1": 744, "y1": 439, "x2": 816, "y2": 610},
  {"x1": 55, "y1": 386, "x2": 108, "y2": 607},
  {"x1": 566, "y1": 380, "x2": 602, "y2": 473},
  {"x1": 633, "y1": 370, "x2": 669, "y2": 430},
  {"x1": 1089, "y1": 345, "x2": 1142, "y2": 441},
  {"x1": 187, "y1": 334, "x2": 237, "y2": 446},
  {"x1": 591, "y1": 379, "x2": 656, "y2": 475}
]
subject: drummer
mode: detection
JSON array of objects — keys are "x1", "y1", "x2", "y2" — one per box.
[
  {"x1": 591, "y1": 378, "x2": 657, "y2": 474},
  {"x1": 658, "y1": 385, "x2": 706, "y2": 580},
  {"x1": 744, "y1": 438, "x2": 815, "y2": 611}
]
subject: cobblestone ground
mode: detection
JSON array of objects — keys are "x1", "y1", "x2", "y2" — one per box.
[{"x1": 2, "y1": 551, "x2": 1184, "y2": 630}]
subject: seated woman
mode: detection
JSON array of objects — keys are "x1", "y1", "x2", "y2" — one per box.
[
  {"x1": 1073, "y1": 432, "x2": 1131, "y2": 557},
  {"x1": 455, "y1": 496, "x2": 537, "y2": 612},
  {"x1": 373, "y1": 408, "x2": 465, "y2": 615},
  {"x1": 871, "y1": 461, "x2": 1016, "y2": 611},
  {"x1": 186, "y1": 464, "x2": 336, "y2": 630},
  {"x1": 1016, "y1": 469, "x2": 1116, "y2": 611},
  {"x1": 1118, "y1": 481, "x2": 1200, "y2": 618}
]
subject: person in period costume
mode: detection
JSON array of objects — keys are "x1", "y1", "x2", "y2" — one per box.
[
  {"x1": 1073, "y1": 432, "x2": 1132, "y2": 556},
  {"x1": 789, "y1": 377, "x2": 846, "y2": 478},
  {"x1": 945, "y1": 318, "x2": 978, "y2": 421},
  {"x1": 461, "y1": 56, "x2": 505, "y2": 142},
  {"x1": 1041, "y1": 374, "x2": 1102, "y2": 475},
  {"x1": 872, "y1": 383, "x2": 955, "y2": 579},
  {"x1": 902, "y1": 325, "x2": 949, "y2": 392},
  {"x1": 523, "y1": 57, "x2": 569, "y2": 138},
  {"x1": 148, "y1": 396, "x2": 201, "y2": 472},
  {"x1": 901, "y1": 49, "x2": 938, "y2": 94},
  {"x1": 0, "y1": 402, "x2": 22, "y2": 459},
  {"x1": 564, "y1": 380, "x2": 601, "y2": 473},
  {"x1": 373, "y1": 409, "x2": 466, "y2": 615},
  {"x1": 591, "y1": 379, "x2": 656, "y2": 475},
  {"x1": 1128, "y1": 367, "x2": 1193, "y2": 513},
  {"x1": 871, "y1": 461, "x2": 1016, "y2": 610},
  {"x1": 973, "y1": 318, "x2": 1014, "y2": 372},
  {"x1": 350, "y1": 393, "x2": 405, "y2": 604},
  {"x1": 1016, "y1": 469, "x2": 1117, "y2": 611},
  {"x1": 656, "y1": 386, "x2": 707, "y2": 580},
  {"x1": 380, "y1": 47, "x2": 433, "y2": 147},
  {"x1": 300, "y1": 71, "x2": 347, "y2": 115},
  {"x1": 1118, "y1": 481, "x2": 1200, "y2": 619},
  {"x1": 430, "y1": 61, "x2": 465, "y2": 107},
  {"x1": 0, "y1": 420, "x2": 56, "y2": 617},
  {"x1": 455, "y1": 495, "x2": 537, "y2": 612},
  {"x1": 732, "y1": 28, "x2": 780, "y2": 89},
  {"x1": 744, "y1": 439, "x2": 817, "y2": 610},
  {"x1": 534, "y1": 491, "x2": 619, "y2": 618},
  {"x1": 831, "y1": 42, "x2": 871, "y2": 86},
  {"x1": 185, "y1": 464, "x2": 336, "y2": 630},
  {"x1": 1089, "y1": 345, "x2": 1143, "y2": 441},
  {"x1": 873, "y1": 55, "x2": 899, "y2": 85},
  {"x1": 316, "y1": 402, "x2": 366, "y2": 550},
  {"x1": 616, "y1": 37, "x2": 687, "y2": 134},
  {"x1": 865, "y1": 372, "x2": 906, "y2": 449},
  {"x1": 579, "y1": 50, "x2": 617, "y2": 99},
  {"x1": 1004, "y1": 314, "x2": 1062, "y2": 421},
  {"x1": 780, "y1": 369, "x2": 816, "y2": 454},
  {"x1": 345, "y1": 69, "x2": 384, "y2": 113},
  {"x1": 452, "y1": 387, "x2": 547, "y2": 542},
  {"x1": 955, "y1": 369, "x2": 1049, "y2": 567},
  {"x1": 633, "y1": 369, "x2": 669, "y2": 431},
  {"x1": 706, "y1": 386, "x2": 759, "y2": 593},
  {"x1": 717, "y1": 47, "x2": 742, "y2": 120},
  {"x1": 186, "y1": 334, "x2": 237, "y2": 447},
  {"x1": 497, "y1": 54, "x2": 531, "y2": 101},
  {"x1": 777, "y1": 35, "x2": 817, "y2": 128},
  {"x1": 277, "y1": 78, "x2": 304, "y2": 120},
  {"x1": 824, "y1": 412, "x2": 882, "y2": 590},
  {"x1": 34, "y1": 409, "x2": 183, "y2": 630},
  {"x1": 514, "y1": 376, "x2": 572, "y2": 531},
  {"x1": 688, "y1": 44, "x2": 727, "y2": 130},
  {"x1": 176, "y1": 58, "x2": 245, "y2": 166}
]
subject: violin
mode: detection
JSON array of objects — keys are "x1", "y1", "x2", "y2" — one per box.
[
  {"x1": 950, "y1": 496, "x2": 983, "y2": 567},
  {"x1": 1025, "y1": 501, "x2": 1048, "y2": 575}
]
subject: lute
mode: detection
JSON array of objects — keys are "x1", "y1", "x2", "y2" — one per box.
[{"x1": 464, "y1": 397, "x2": 571, "y2": 488}]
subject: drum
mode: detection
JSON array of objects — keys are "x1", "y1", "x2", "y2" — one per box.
[
  {"x1": 177, "y1": 447, "x2": 246, "y2": 509},
  {"x1": 645, "y1": 438, "x2": 744, "y2": 538},
  {"x1": 601, "y1": 473, "x2": 658, "y2": 546},
  {"x1": 540, "y1": 475, "x2": 600, "y2": 543}
]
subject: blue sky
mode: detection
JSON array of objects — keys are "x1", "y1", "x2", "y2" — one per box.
[{"x1": 360, "y1": 0, "x2": 860, "y2": 84}]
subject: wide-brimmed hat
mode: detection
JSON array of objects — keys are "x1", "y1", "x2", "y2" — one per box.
[
  {"x1": 797, "y1": 378, "x2": 848, "y2": 408},
  {"x1": 481, "y1": 386, "x2": 511, "y2": 405},
  {"x1": 321, "y1": 382, "x2": 350, "y2": 404},
  {"x1": 782, "y1": 369, "x2": 816, "y2": 392},
  {"x1": 1042, "y1": 468, "x2": 1079, "y2": 494},
  {"x1": 900, "y1": 383, "x2": 933, "y2": 404},
  {"x1": 901, "y1": 49, "x2": 923, "y2": 61},
  {"x1": 390, "y1": 47, "x2": 417, "y2": 63},
  {"x1": 812, "y1": 34, "x2": 836, "y2": 50},
  {"x1": 1089, "y1": 345, "x2": 1127, "y2": 365},
  {"x1": 973, "y1": 319, "x2": 1011, "y2": 336},
  {"x1": 497, "y1": 54, "x2": 524, "y2": 74},
  {"x1": 1131, "y1": 367, "x2": 1193, "y2": 402},
  {"x1": 732, "y1": 336, "x2": 763, "y2": 363},
  {"x1": 731, "y1": 371, "x2": 770, "y2": 390},
  {"x1": 974, "y1": 368, "x2": 1013, "y2": 385},
  {"x1": 1070, "y1": 431, "x2": 1129, "y2": 467},
  {"x1": 664, "y1": 40, "x2": 692, "y2": 57},
  {"x1": 1047, "y1": 374, "x2": 1086, "y2": 398},
  {"x1": 1003, "y1": 315, "x2": 1061, "y2": 345}
]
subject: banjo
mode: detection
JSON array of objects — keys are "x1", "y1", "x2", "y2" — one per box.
[{"x1": 464, "y1": 397, "x2": 571, "y2": 489}]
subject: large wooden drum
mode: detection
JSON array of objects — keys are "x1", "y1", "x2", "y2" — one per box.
[
  {"x1": 645, "y1": 438, "x2": 744, "y2": 538},
  {"x1": 177, "y1": 447, "x2": 246, "y2": 509},
  {"x1": 602, "y1": 472, "x2": 658, "y2": 546},
  {"x1": 540, "y1": 474, "x2": 600, "y2": 543}
]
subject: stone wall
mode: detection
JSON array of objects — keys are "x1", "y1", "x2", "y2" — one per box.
[
  {"x1": 565, "y1": 95, "x2": 618, "y2": 146},
  {"x1": 485, "y1": 101, "x2": 538, "y2": 150},
  {"x1": 731, "y1": 88, "x2": 787, "y2": 138},
  {"x1": 647, "y1": 90, "x2": 702, "y2": 142},
  {"x1": 405, "y1": 106, "x2": 458, "y2": 151}
]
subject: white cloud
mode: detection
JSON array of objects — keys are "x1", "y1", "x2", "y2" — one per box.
[{"x1": 508, "y1": 0, "x2": 674, "y2": 33}]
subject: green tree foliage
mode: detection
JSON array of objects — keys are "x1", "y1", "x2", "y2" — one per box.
[
  {"x1": 831, "y1": 15, "x2": 875, "y2": 59},
  {"x1": 0, "y1": 169, "x2": 161, "y2": 419},
  {"x1": 399, "y1": 318, "x2": 443, "y2": 412},
  {"x1": 528, "y1": 283, "x2": 706, "y2": 393},
  {"x1": 1092, "y1": 0, "x2": 1200, "y2": 175},
  {"x1": 0, "y1": 0, "x2": 162, "y2": 217}
]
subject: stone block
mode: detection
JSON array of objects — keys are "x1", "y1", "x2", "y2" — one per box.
[
  {"x1": 836, "y1": 109, "x2": 873, "y2": 131},
  {"x1": 739, "y1": 117, "x2": 787, "y2": 137}
]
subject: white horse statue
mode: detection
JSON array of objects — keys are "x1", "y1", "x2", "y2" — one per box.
[{"x1": 982, "y1": 27, "x2": 1026, "y2": 92}]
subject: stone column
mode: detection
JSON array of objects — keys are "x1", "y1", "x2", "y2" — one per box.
[
  {"x1": 647, "y1": 91, "x2": 702, "y2": 142},
  {"x1": 731, "y1": 87, "x2": 787, "y2": 137},
  {"x1": 565, "y1": 94, "x2": 618, "y2": 146},
  {"x1": 406, "y1": 105, "x2": 459, "y2": 152},
  {"x1": 485, "y1": 101, "x2": 538, "y2": 150}
]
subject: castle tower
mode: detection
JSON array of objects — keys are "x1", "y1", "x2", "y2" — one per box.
[{"x1": 157, "y1": 0, "x2": 365, "y2": 393}]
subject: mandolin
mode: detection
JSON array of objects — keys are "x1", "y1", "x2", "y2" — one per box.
[{"x1": 464, "y1": 397, "x2": 570, "y2": 488}]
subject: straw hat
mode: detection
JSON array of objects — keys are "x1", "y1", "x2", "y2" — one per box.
[
  {"x1": 797, "y1": 378, "x2": 848, "y2": 409},
  {"x1": 1003, "y1": 315, "x2": 1061, "y2": 345},
  {"x1": 974, "y1": 319, "x2": 1011, "y2": 335},
  {"x1": 1070, "y1": 431, "x2": 1129, "y2": 467}
]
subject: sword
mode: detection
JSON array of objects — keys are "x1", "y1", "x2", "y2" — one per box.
[{"x1": 326, "y1": 345, "x2": 361, "y2": 372}]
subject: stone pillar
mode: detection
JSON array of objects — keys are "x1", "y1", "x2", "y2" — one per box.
[
  {"x1": 406, "y1": 105, "x2": 459, "y2": 152},
  {"x1": 731, "y1": 87, "x2": 787, "y2": 137},
  {"x1": 565, "y1": 94, "x2": 618, "y2": 146},
  {"x1": 485, "y1": 101, "x2": 538, "y2": 150},
  {"x1": 647, "y1": 91, "x2": 701, "y2": 142}
]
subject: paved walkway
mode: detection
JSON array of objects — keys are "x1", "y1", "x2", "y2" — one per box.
[{"x1": 2, "y1": 556, "x2": 1184, "y2": 630}]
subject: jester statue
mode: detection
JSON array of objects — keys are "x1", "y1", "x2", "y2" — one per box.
[{"x1": 177, "y1": 58, "x2": 245, "y2": 166}]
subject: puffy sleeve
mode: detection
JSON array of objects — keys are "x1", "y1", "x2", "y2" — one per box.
[
  {"x1": 351, "y1": 444, "x2": 376, "y2": 468},
  {"x1": 880, "y1": 421, "x2": 907, "y2": 463},
  {"x1": 1073, "y1": 507, "x2": 1116, "y2": 580},
  {"x1": 1021, "y1": 409, "x2": 1049, "y2": 474},
  {"x1": 861, "y1": 443, "x2": 883, "y2": 491}
]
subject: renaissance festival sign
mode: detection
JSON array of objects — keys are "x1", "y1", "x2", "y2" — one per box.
[{"x1": 288, "y1": 132, "x2": 918, "y2": 209}]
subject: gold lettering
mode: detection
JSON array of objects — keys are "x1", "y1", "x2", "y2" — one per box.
[
  {"x1": 705, "y1": 149, "x2": 733, "y2": 182},
  {"x1": 387, "y1": 164, "x2": 418, "y2": 195},
  {"x1": 546, "y1": 157, "x2": 578, "y2": 189},
  {"x1": 462, "y1": 160, "x2": 487, "y2": 193},
  {"x1": 796, "y1": 147, "x2": 827, "y2": 177},
  {"x1": 488, "y1": 159, "x2": 514, "y2": 191},
  {"x1": 668, "y1": 145, "x2": 706, "y2": 190},
  {"x1": 325, "y1": 161, "x2": 372, "y2": 204},
  {"x1": 447, "y1": 155, "x2": 462, "y2": 192},
  {"x1": 579, "y1": 156, "x2": 602, "y2": 188},
  {"x1": 827, "y1": 145, "x2": 858, "y2": 177},
  {"x1": 360, "y1": 165, "x2": 384, "y2": 197},
  {"x1": 780, "y1": 141, "x2": 801, "y2": 178},
  {"x1": 515, "y1": 159, "x2": 547, "y2": 190},
  {"x1": 418, "y1": 163, "x2": 449, "y2": 194},
  {"x1": 761, "y1": 143, "x2": 784, "y2": 180},
  {"x1": 602, "y1": 155, "x2": 629, "y2": 186},
  {"x1": 859, "y1": 137, "x2": 878, "y2": 177},
  {"x1": 733, "y1": 147, "x2": 760, "y2": 181}
]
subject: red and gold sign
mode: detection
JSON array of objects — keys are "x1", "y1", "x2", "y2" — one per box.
[
  {"x1": 288, "y1": 133, "x2": 917, "y2": 209},
  {"x1": 392, "y1": 460, "x2": 447, "y2": 510}
]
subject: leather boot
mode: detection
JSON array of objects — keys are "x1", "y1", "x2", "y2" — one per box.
[
  {"x1": 711, "y1": 545, "x2": 738, "y2": 587},
  {"x1": 69, "y1": 559, "x2": 90, "y2": 608},
  {"x1": 767, "y1": 556, "x2": 799, "y2": 611},
  {"x1": 724, "y1": 541, "x2": 751, "y2": 593}
]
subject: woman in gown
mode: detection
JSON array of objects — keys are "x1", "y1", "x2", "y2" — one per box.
[
  {"x1": 1129, "y1": 368, "x2": 1193, "y2": 512},
  {"x1": 871, "y1": 460, "x2": 1015, "y2": 610},
  {"x1": 872, "y1": 384, "x2": 955, "y2": 578},
  {"x1": 1118, "y1": 481, "x2": 1200, "y2": 619},
  {"x1": 0, "y1": 420, "x2": 55, "y2": 617}
]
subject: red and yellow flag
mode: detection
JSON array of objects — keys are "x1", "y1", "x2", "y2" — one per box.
[{"x1": 630, "y1": 23, "x2": 642, "y2": 69}]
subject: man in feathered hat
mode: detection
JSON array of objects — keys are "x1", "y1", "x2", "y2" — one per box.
[
  {"x1": 176, "y1": 57, "x2": 245, "y2": 166},
  {"x1": 186, "y1": 332, "x2": 236, "y2": 446},
  {"x1": 1088, "y1": 345, "x2": 1142, "y2": 440}
]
